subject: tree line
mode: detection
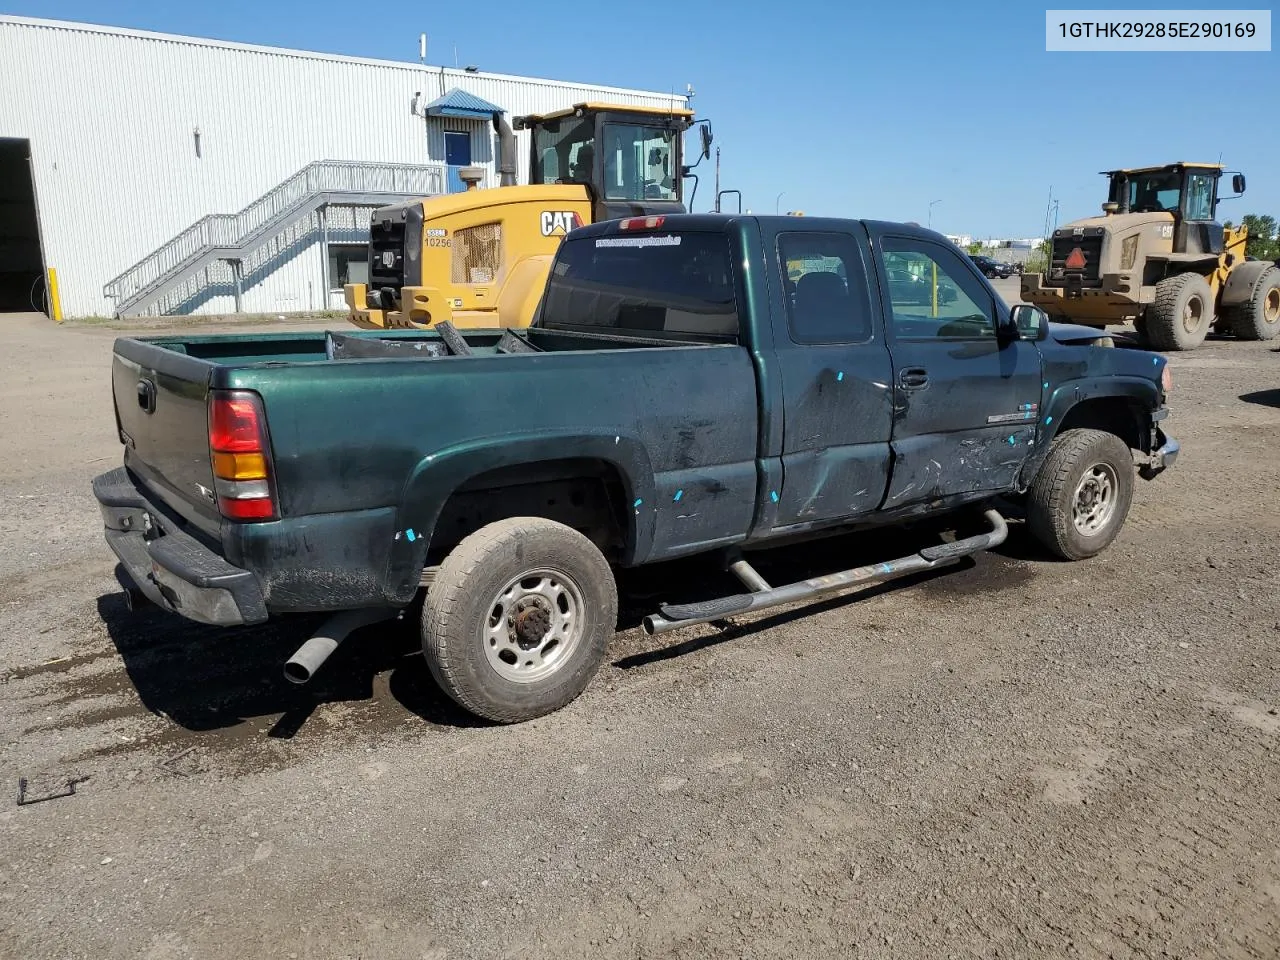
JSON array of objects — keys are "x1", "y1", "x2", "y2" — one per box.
[{"x1": 1233, "y1": 214, "x2": 1280, "y2": 261}]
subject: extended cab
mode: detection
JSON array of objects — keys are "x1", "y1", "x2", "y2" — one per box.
[{"x1": 94, "y1": 215, "x2": 1178, "y2": 722}]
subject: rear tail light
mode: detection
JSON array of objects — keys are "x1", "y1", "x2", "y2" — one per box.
[
  {"x1": 618, "y1": 215, "x2": 666, "y2": 230},
  {"x1": 208, "y1": 390, "x2": 278, "y2": 521}
]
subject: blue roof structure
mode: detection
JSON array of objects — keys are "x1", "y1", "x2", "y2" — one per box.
[{"x1": 423, "y1": 88, "x2": 504, "y2": 120}]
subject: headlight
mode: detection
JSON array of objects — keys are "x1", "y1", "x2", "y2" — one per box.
[{"x1": 1120, "y1": 235, "x2": 1139, "y2": 271}]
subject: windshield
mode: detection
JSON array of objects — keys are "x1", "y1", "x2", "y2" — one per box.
[
  {"x1": 1126, "y1": 171, "x2": 1181, "y2": 213},
  {"x1": 601, "y1": 124, "x2": 677, "y2": 202},
  {"x1": 540, "y1": 232, "x2": 737, "y2": 339},
  {"x1": 532, "y1": 116, "x2": 595, "y2": 185}
]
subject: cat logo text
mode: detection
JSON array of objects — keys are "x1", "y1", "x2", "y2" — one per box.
[{"x1": 540, "y1": 211, "x2": 583, "y2": 237}]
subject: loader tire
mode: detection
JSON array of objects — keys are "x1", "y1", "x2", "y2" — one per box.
[
  {"x1": 421, "y1": 517, "x2": 617, "y2": 723},
  {"x1": 1027, "y1": 428, "x2": 1134, "y2": 561},
  {"x1": 1224, "y1": 265, "x2": 1280, "y2": 341},
  {"x1": 1145, "y1": 273, "x2": 1214, "y2": 351}
]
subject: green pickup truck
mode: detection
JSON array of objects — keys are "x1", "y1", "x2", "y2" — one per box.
[{"x1": 94, "y1": 214, "x2": 1178, "y2": 722}]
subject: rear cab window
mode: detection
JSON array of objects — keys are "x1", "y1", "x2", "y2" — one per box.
[
  {"x1": 539, "y1": 229, "x2": 739, "y2": 341},
  {"x1": 778, "y1": 231, "x2": 874, "y2": 343}
]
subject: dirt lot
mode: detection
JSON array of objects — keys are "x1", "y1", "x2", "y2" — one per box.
[{"x1": 2, "y1": 291, "x2": 1279, "y2": 960}]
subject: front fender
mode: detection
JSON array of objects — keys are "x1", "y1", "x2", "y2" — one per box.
[
  {"x1": 382, "y1": 430, "x2": 655, "y2": 604},
  {"x1": 1018, "y1": 375, "x2": 1162, "y2": 487}
]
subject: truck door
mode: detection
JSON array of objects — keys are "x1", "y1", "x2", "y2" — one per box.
[
  {"x1": 870, "y1": 230, "x2": 1042, "y2": 508},
  {"x1": 771, "y1": 227, "x2": 894, "y2": 527}
]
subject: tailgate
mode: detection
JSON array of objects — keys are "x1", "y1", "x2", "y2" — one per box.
[{"x1": 111, "y1": 338, "x2": 221, "y2": 538}]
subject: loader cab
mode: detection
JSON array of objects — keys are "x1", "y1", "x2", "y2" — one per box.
[
  {"x1": 1103, "y1": 162, "x2": 1244, "y2": 256},
  {"x1": 515, "y1": 103, "x2": 698, "y2": 223}
]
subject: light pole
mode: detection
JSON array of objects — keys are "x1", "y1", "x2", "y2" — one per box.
[
  {"x1": 928, "y1": 199, "x2": 942, "y2": 230},
  {"x1": 775, "y1": 191, "x2": 786, "y2": 215}
]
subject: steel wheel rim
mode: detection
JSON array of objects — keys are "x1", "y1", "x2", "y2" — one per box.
[
  {"x1": 1182, "y1": 295, "x2": 1204, "y2": 334},
  {"x1": 1072, "y1": 463, "x2": 1118, "y2": 536},
  {"x1": 1264, "y1": 288, "x2": 1280, "y2": 324},
  {"x1": 482, "y1": 567, "x2": 585, "y2": 684}
]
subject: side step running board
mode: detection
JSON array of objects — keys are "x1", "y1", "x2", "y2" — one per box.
[{"x1": 642, "y1": 509, "x2": 1008, "y2": 636}]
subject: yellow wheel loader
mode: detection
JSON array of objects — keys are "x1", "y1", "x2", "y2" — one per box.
[
  {"x1": 1021, "y1": 163, "x2": 1280, "y2": 350},
  {"x1": 344, "y1": 103, "x2": 709, "y2": 330}
]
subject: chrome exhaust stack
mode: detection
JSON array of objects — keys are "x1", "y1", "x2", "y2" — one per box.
[{"x1": 283, "y1": 608, "x2": 398, "y2": 684}]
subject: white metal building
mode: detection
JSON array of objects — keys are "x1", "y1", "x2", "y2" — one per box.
[{"x1": 0, "y1": 16, "x2": 686, "y2": 317}]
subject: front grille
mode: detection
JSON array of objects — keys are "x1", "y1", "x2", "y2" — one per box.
[
  {"x1": 369, "y1": 218, "x2": 406, "y2": 292},
  {"x1": 1049, "y1": 231, "x2": 1104, "y2": 286}
]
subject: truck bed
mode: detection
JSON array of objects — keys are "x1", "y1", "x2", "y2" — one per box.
[{"x1": 108, "y1": 323, "x2": 761, "y2": 614}]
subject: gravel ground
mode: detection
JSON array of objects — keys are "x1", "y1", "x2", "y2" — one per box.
[{"x1": 2, "y1": 291, "x2": 1279, "y2": 960}]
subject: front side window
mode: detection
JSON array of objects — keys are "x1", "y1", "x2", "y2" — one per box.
[
  {"x1": 533, "y1": 117, "x2": 595, "y2": 185},
  {"x1": 601, "y1": 124, "x2": 677, "y2": 202},
  {"x1": 1128, "y1": 172, "x2": 1181, "y2": 213},
  {"x1": 879, "y1": 238, "x2": 994, "y2": 340},
  {"x1": 1185, "y1": 173, "x2": 1215, "y2": 220}
]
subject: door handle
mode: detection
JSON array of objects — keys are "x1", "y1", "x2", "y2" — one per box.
[
  {"x1": 899, "y1": 368, "x2": 929, "y2": 389},
  {"x1": 136, "y1": 378, "x2": 157, "y2": 414}
]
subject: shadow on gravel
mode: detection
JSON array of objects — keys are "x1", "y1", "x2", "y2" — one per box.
[
  {"x1": 93, "y1": 583, "x2": 482, "y2": 738},
  {"x1": 92, "y1": 513, "x2": 1047, "y2": 733},
  {"x1": 1239, "y1": 389, "x2": 1280, "y2": 409}
]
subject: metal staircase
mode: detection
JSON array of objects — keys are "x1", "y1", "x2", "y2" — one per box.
[{"x1": 104, "y1": 160, "x2": 446, "y2": 317}]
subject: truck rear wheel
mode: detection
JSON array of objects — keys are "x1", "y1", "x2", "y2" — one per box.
[
  {"x1": 421, "y1": 517, "x2": 618, "y2": 723},
  {"x1": 1225, "y1": 265, "x2": 1280, "y2": 341},
  {"x1": 1145, "y1": 273, "x2": 1214, "y2": 351},
  {"x1": 1027, "y1": 428, "x2": 1135, "y2": 561}
]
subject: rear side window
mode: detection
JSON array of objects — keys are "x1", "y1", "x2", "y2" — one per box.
[
  {"x1": 778, "y1": 231, "x2": 873, "y2": 343},
  {"x1": 541, "y1": 232, "x2": 738, "y2": 339}
]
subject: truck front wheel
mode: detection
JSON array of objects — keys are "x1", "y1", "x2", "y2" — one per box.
[
  {"x1": 1027, "y1": 429, "x2": 1135, "y2": 561},
  {"x1": 1145, "y1": 273, "x2": 1214, "y2": 350},
  {"x1": 421, "y1": 517, "x2": 618, "y2": 723}
]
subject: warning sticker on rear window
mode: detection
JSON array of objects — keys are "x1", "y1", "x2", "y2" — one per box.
[{"x1": 595, "y1": 235, "x2": 683, "y2": 249}]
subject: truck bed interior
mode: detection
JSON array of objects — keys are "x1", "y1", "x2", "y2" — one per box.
[{"x1": 149, "y1": 325, "x2": 730, "y2": 366}]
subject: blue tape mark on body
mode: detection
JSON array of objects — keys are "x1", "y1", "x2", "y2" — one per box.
[
  {"x1": 1007, "y1": 435, "x2": 1017, "y2": 445},
  {"x1": 633, "y1": 498, "x2": 643, "y2": 508},
  {"x1": 405, "y1": 528, "x2": 416, "y2": 542},
  {"x1": 1045, "y1": 416, "x2": 1053, "y2": 424},
  {"x1": 673, "y1": 489, "x2": 683, "y2": 502},
  {"x1": 770, "y1": 490, "x2": 779, "y2": 503},
  {"x1": 837, "y1": 371, "x2": 844, "y2": 382}
]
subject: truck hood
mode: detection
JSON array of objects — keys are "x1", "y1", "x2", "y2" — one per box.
[
  {"x1": 1047, "y1": 321, "x2": 1115, "y2": 346},
  {"x1": 1060, "y1": 211, "x2": 1173, "y2": 232}
]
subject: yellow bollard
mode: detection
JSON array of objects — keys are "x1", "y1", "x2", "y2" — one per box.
[
  {"x1": 931, "y1": 261, "x2": 938, "y2": 318},
  {"x1": 47, "y1": 267, "x2": 63, "y2": 322}
]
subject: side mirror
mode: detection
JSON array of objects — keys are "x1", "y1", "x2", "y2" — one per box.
[
  {"x1": 1232, "y1": 173, "x2": 1246, "y2": 194},
  {"x1": 1007, "y1": 304, "x2": 1049, "y2": 341},
  {"x1": 699, "y1": 123, "x2": 713, "y2": 160}
]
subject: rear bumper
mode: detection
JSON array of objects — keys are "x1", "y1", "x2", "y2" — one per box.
[
  {"x1": 1140, "y1": 431, "x2": 1180, "y2": 480},
  {"x1": 93, "y1": 467, "x2": 267, "y2": 626}
]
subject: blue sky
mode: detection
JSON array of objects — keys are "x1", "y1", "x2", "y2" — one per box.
[{"x1": 8, "y1": 0, "x2": 1277, "y2": 237}]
